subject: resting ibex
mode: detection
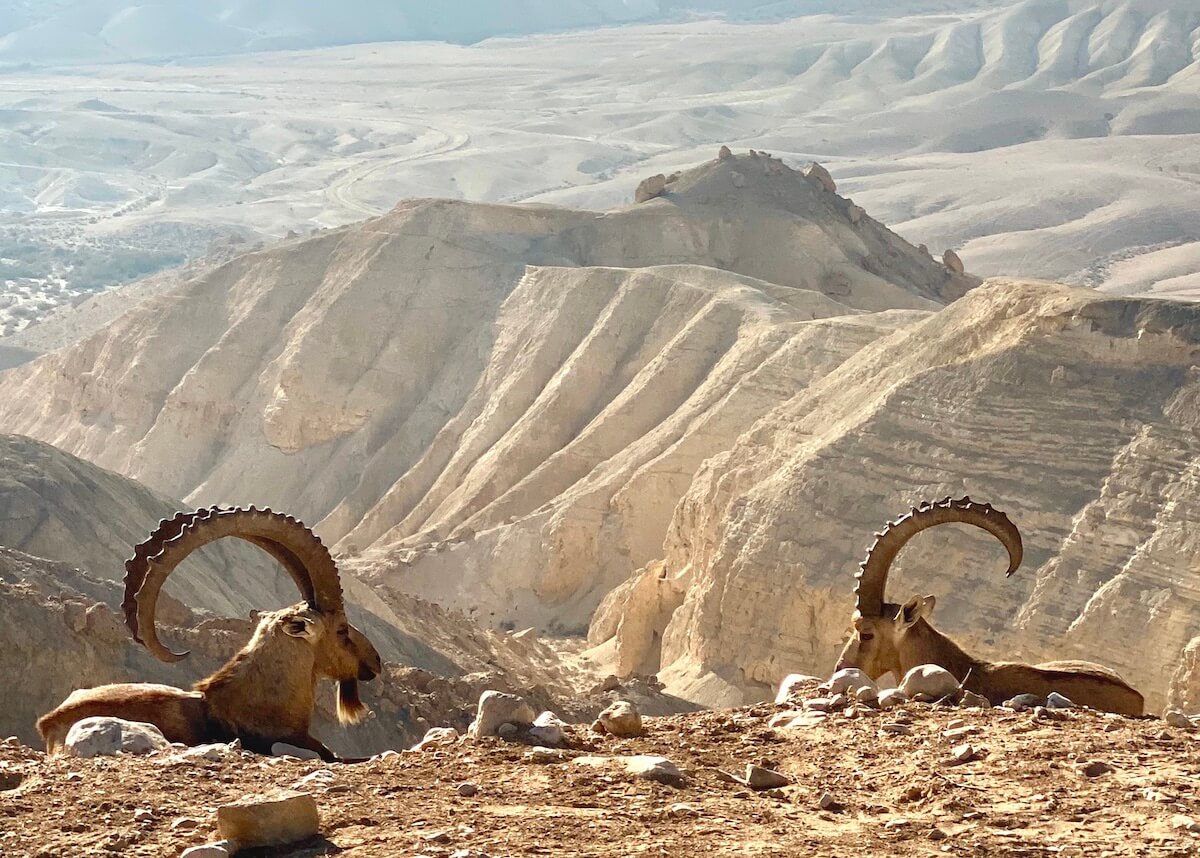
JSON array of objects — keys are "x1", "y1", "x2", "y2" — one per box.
[
  {"x1": 38, "y1": 506, "x2": 382, "y2": 761},
  {"x1": 834, "y1": 496, "x2": 1143, "y2": 716}
]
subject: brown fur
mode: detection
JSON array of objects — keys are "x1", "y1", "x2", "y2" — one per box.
[
  {"x1": 836, "y1": 598, "x2": 1143, "y2": 716},
  {"x1": 37, "y1": 604, "x2": 381, "y2": 762}
]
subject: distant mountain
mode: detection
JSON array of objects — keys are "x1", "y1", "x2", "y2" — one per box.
[{"x1": 0, "y1": 0, "x2": 1007, "y2": 66}]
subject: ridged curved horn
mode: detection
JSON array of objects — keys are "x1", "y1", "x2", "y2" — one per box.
[
  {"x1": 122, "y1": 506, "x2": 343, "y2": 663},
  {"x1": 853, "y1": 496, "x2": 1022, "y2": 617}
]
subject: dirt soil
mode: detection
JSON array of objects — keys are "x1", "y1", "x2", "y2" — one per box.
[{"x1": 2, "y1": 700, "x2": 1199, "y2": 857}]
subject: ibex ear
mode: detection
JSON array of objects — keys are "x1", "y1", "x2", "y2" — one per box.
[
  {"x1": 897, "y1": 595, "x2": 934, "y2": 631},
  {"x1": 283, "y1": 616, "x2": 315, "y2": 639}
]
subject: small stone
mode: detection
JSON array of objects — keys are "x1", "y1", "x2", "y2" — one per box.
[
  {"x1": 134, "y1": 809, "x2": 154, "y2": 823},
  {"x1": 2, "y1": 737, "x2": 21, "y2": 747},
  {"x1": 1076, "y1": 760, "x2": 1113, "y2": 778},
  {"x1": 413, "y1": 727, "x2": 459, "y2": 751},
  {"x1": 943, "y1": 249, "x2": 965, "y2": 274},
  {"x1": 65, "y1": 771, "x2": 84, "y2": 782},
  {"x1": 669, "y1": 802, "x2": 700, "y2": 817},
  {"x1": 900, "y1": 665, "x2": 960, "y2": 701},
  {"x1": 496, "y1": 723, "x2": 519, "y2": 739},
  {"x1": 598, "y1": 675, "x2": 622, "y2": 693},
  {"x1": 180, "y1": 844, "x2": 234, "y2": 858},
  {"x1": 824, "y1": 668, "x2": 874, "y2": 696},
  {"x1": 949, "y1": 743, "x2": 976, "y2": 764},
  {"x1": 524, "y1": 747, "x2": 565, "y2": 764},
  {"x1": 944, "y1": 725, "x2": 980, "y2": 740},
  {"x1": 847, "y1": 203, "x2": 865, "y2": 225},
  {"x1": 768, "y1": 710, "x2": 804, "y2": 728},
  {"x1": 271, "y1": 742, "x2": 321, "y2": 761},
  {"x1": 626, "y1": 755, "x2": 684, "y2": 785},
  {"x1": 959, "y1": 691, "x2": 991, "y2": 709},
  {"x1": 469, "y1": 691, "x2": 535, "y2": 739},
  {"x1": 171, "y1": 818, "x2": 203, "y2": 831},
  {"x1": 1045, "y1": 692, "x2": 1075, "y2": 709},
  {"x1": 783, "y1": 712, "x2": 828, "y2": 729},
  {"x1": 818, "y1": 792, "x2": 843, "y2": 812},
  {"x1": 510, "y1": 627, "x2": 537, "y2": 641},
  {"x1": 1165, "y1": 709, "x2": 1195, "y2": 730},
  {"x1": 217, "y1": 791, "x2": 319, "y2": 850},
  {"x1": 528, "y1": 711, "x2": 567, "y2": 747},
  {"x1": 1034, "y1": 706, "x2": 1067, "y2": 722},
  {"x1": 425, "y1": 829, "x2": 453, "y2": 844},
  {"x1": 804, "y1": 697, "x2": 836, "y2": 713},
  {"x1": 1171, "y1": 814, "x2": 1200, "y2": 832},
  {"x1": 878, "y1": 689, "x2": 909, "y2": 709},
  {"x1": 731, "y1": 171, "x2": 746, "y2": 188},
  {"x1": 850, "y1": 685, "x2": 879, "y2": 705},
  {"x1": 718, "y1": 145, "x2": 733, "y2": 160},
  {"x1": 0, "y1": 771, "x2": 24, "y2": 791},
  {"x1": 744, "y1": 765, "x2": 791, "y2": 790},
  {"x1": 880, "y1": 722, "x2": 911, "y2": 735},
  {"x1": 928, "y1": 828, "x2": 948, "y2": 841},
  {"x1": 1003, "y1": 694, "x2": 1044, "y2": 711},
  {"x1": 457, "y1": 782, "x2": 479, "y2": 797},
  {"x1": 372, "y1": 750, "x2": 402, "y2": 762},
  {"x1": 598, "y1": 700, "x2": 643, "y2": 738}
]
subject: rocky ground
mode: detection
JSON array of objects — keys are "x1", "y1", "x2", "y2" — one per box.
[{"x1": 3, "y1": 694, "x2": 1199, "y2": 857}]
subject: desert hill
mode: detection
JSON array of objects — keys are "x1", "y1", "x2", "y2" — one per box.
[{"x1": 0, "y1": 154, "x2": 966, "y2": 638}]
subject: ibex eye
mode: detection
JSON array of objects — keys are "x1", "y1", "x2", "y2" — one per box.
[{"x1": 859, "y1": 632, "x2": 874, "y2": 641}]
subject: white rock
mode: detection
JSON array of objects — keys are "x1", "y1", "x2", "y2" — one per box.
[
  {"x1": 162, "y1": 742, "x2": 240, "y2": 764},
  {"x1": 878, "y1": 688, "x2": 909, "y2": 709},
  {"x1": 217, "y1": 790, "x2": 320, "y2": 850},
  {"x1": 847, "y1": 204, "x2": 865, "y2": 225},
  {"x1": 271, "y1": 742, "x2": 321, "y2": 761},
  {"x1": 181, "y1": 844, "x2": 234, "y2": 858},
  {"x1": 468, "y1": 691, "x2": 536, "y2": 739},
  {"x1": 413, "y1": 727, "x2": 459, "y2": 751},
  {"x1": 64, "y1": 717, "x2": 169, "y2": 758},
  {"x1": 899, "y1": 665, "x2": 959, "y2": 701},
  {"x1": 598, "y1": 700, "x2": 643, "y2": 737},
  {"x1": 1045, "y1": 692, "x2": 1075, "y2": 709},
  {"x1": 825, "y1": 668, "x2": 876, "y2": 697},
  {"x1": 528, "y1": 711, "x2": 567, "y2": 747},
  {"x1": 624, "y1": 755, "x2": 683, "y2": 784}
]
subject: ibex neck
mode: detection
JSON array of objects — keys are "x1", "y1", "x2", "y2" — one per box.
[
  {"x1": 900, "y1": 620, "x2": 983, "y2": 683},
  {"x1": 195, "y1": 645, "x2": 318, "y2": 735}
]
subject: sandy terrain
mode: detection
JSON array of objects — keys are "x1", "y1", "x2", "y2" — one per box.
[{"x1": 2, "y1": 697, "x2": 1199, "y2": 857}]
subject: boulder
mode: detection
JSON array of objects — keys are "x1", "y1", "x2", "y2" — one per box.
[
  {"x1": 634, "y1": 174, "x2": 668, "y2": 204},
  {"x1": 847, "y1": 204, "x2": 865, "y2": 225},
  {"x1": 775, "y1": 673, "x2": 822, "y2": 704},
  {"x1": 943, "y1": 249, "x2": 965, "y2": 274},
  {"x1": 468, "y1": 691, "x2": 536, "y2": 739},
  {"x1": 217, "y1": 791, "x2": 319, "y2": 850},
  {"x1": 718, "y1": 145, "x2": 733, "y2": 160},
  {"x1": 64, "y1": 717, "x2": 169, "y2": 758},
  {"x1": 825, "y1": 668, "x2": 876, "y2": 698},
  {"x1": 802, "y1": 162, "x2": 836, "y2": 193},
  {"x1": 414, "y1": 726, "x2": 460, "y2": 751},
  {"x1": 597, "y1": 700, "x2": 643, "y2": 737},
  {"x1": 528, "y1": 711, "x2": 567, "y2": 747},
  {"x1": 899, "y1": 665, "x2": 959, "y2": 701}
]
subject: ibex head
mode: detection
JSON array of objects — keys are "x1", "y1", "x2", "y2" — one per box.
[
  {"x1": 834, "y1": 497, "x2": 1022, "y2": 681},
  {"x1": 122, "y1": 506, "x2": 382, "y2": 724}
]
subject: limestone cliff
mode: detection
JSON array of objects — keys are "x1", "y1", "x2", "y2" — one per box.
[{"x1": 592, "y1": 280, "x2": 1200, "y2": 712}]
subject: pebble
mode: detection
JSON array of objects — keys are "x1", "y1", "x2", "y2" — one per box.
[
  {"x1": 1077, "y1": 760, "x2": 1113, "y2": 778},
  {"x1": 1171, "y1": 814, "x2": 1200, "y2": 832},
  {"x1": 133, "y1": 808, "x2": 154, "y2": 823},
  {"x1": 744, "y1": 765, "x2": 791, "y2": 790},
  {"x1": 818, "y1": 792, "x2": 843, "y2": 812},
  {"x1": 524, "y1": 747, "x2": 565, "y2": 764},
  {"x1": 180, "y1": 844, "x2": 233, "y2": 858},
  {"x1": 959, "y1": 691, "x2": 991, "y2": 709},
  {"x1": 944, "y1": 725, "x2": 980, "y2": 740},
  {"x1": 496, "y1": 723, "x2": 519, "y2": 739},
  {"x1": 878, "y1": 689, "x2": 909, "y2": 709},
  {"x1": 928, "y1": 828, "x2": 948, "y2": 841},
  {"x1": 1045, "y1": 692, "x2": 1075, "y2": 709},
  {"x1": 1164, "y1": 710, "x2": 1196, "y2": 730},
  {"x1": 171, "y1": 817, "x2": 203, "y2": 831},
  {"x1": 880, "y1": 722, "x2": 912, "y2": 735},
  {"x1": 1003, "y1": 694, "x2": 1043, "y2": 711},
  {"x1": 949, "y1": 743, "x2": 976, "y2": 765},
  {"x1": 457, "y1": 782, "x2": 479, "y2": 797}
]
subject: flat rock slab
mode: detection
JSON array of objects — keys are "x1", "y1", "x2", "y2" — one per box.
[{"x1": 217, "y1": 790, "x2": 319, "y2": 849}]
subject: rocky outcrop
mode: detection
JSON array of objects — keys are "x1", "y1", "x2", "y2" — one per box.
[
  {"x1": 634, "y1": 174, "x2": 668, "y2": 203},
  {"x1": 594, "y1": 280, "x2": 1200, "y2": 712}
]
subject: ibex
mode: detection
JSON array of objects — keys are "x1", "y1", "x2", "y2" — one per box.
[
  {"x1": 834, "y1": 496, "x2": 1143, "y2": 716},
  {"x1": 38, "y1": 506, "x2": 382, "y2": 761}
]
